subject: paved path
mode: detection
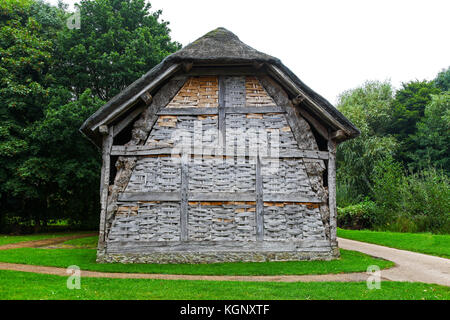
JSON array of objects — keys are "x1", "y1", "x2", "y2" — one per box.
[
  {"x1": 0, "y1": 233, "x2": 448, "y2": 285},
  {"x1": 338, "y1": 237, "x2": 450, "y2": 286}
]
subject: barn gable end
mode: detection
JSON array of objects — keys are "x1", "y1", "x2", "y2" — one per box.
[{"x1": 81, "y1": 28, "x2": 359, "y2": 264}]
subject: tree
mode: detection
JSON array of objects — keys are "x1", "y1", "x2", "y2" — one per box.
[
  {"x1": 53, "y1": 0, "x2": 181, "y2": 100},
  {"x1": 387, "y1": 80, "x2": 441, "y2": 164},
  {"x1": 0, "y1": 0, "x2": 64, "y2": 231},
  {"x1": 409, "y1": 92, "x2": 450, "y2": 172},
  {"x1": 336, "y1": 81, "x2": 398, "y2": 198},
  {"x1": 0, "y1": 0, "x2": 180, "y2": 232},
  {"x1": 434, "y1": 66, "x2": 450, "y2": 92}
]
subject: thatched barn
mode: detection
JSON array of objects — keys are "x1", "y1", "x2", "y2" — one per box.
[{"x1": 80, "y1": 28, "x2": 360, "y2": 264}]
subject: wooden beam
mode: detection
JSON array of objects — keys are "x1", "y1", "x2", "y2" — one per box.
[
  {"x1": 296, "y1": 107, "x2": 330, "y2": 141},
  {"x1": 180, "y1": 162, "x2": 189, "y2": 241},
  {"x1": 327, "y1": 136, "x2": 337, "y2": 244},
  {"x1": 113, "y1": 105, "x2": 146, "y2": 138},
  {"x1": 158, "y1": 107, "x2": 218, "y2": 116},
  {"x1": 118, "y1": 192, "x2": 181, "y2": 202},
  {"x1": 256, "y1": 156, "x2": 264, "y2": 241},
  {"x1": 292, "y1": 94, "x2": 306, "y2": 106},
  {"x1": 330, "y1": 130, "x2": 347, "y2": 142},
  {"x1": 139, "y1": 91, "x2": 152, "y2": 105},
  {"x1": 189, "y1": 192, "x2": 256, "y2": 202},
  {"x1": 225, "y1": 106, "x2": 284, "y2": 114},
  {"x1": 92, "y1": 63, "x2": 180, "y2": 131},
  {"x1": 218, "y1": 76, "x2": 226, "y2": 150},
  {"x1": 182, "y1": 62, "x2": 193, "y2": 73},
  {"x1": 267, "y1": 64, "x2": 350, "y2": 135},
  {"x1": 264, "y1": 194, "x2": 322, "y2": 203},
  {"x1": 110, "y1": 145, "x2": 329, "y2": 160},
  {"x1": 98, "y1": 126, "x2": 113, "y2": 248}
]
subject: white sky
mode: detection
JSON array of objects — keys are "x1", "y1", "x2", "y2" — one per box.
[{"x1": 50, "y1": 0, "x2": 450, "y2": 104}]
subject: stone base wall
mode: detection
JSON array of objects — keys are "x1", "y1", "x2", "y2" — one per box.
[{"x1": 96, "y1": 247, "x2": 340, "y2": 264}]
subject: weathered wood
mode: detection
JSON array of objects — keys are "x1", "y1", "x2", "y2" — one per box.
[
  {"x1": 225, "y1": 106, "x2": 284, "y2": 114},
  {"x1": 263, "y1": 194, "x2": 322, "y2": 203},
  {"x1": 140, "y1": 91, "x2": 153, "y2": 105},
  {"x1": 330, "y1": 130, "x2": 347, "y2": 142},
  {"x1": 118, "y1": 192, "x2": 181, "y2": 202},
  {"x1": 218, "y1": 76, "x2": 226, "y2": 149},
  {"x1": 189, "y1": 192, "x2": 256, "y2": 202},
  {"x1": 297, "y1": 107, "x2": 329, "y2": 141},
  {"x1": 157, "y1": 107, "x2": 218, "y2": 116},
  {"x1": 256, "y1": 156, "x2": 264, "y2": 241},
  {"x1": 93, "y1": 63, "x2": 181, "y2": 131},
  {"x1": 113, "y1": 105, "x2": 147, "y2": 138},
  {"x1": 106, "y1": 239, "x2": 333, "y2": 253},
  {"x1": 327, "y1": 136, "x2": 337, "y2": 244},
  {"x1": 99, "y1": 126, "x2": 113, "y2": 247},
  {"x1": 182, "y1": 62, "x2": 193, "y2": 73},
  {"x1": 267, "y1": 64, "x2": 350, "y2": 135},
  {"x1": 180, "y1": 162, "x2": 189, "y2": 241},
  {"x1": 292, "y1": 94, "x2": 306, "y2": 106},
  {"x1": 111, "y1": 145, "x2": 329, "y2": 160}
]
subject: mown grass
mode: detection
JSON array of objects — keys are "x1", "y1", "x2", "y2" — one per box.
[
  {"x1": 1, "y1": 270, "x2": 448, "y2": 300},
  {"x1": 63, "y1": 236, "x2": 98, "y2": 248},
  {"x1": 0, "y1": 247, "x2": 394, "y2": 276},
  {"x1": 0, "y1": 232, "x2": 94, "y2": 246},
  {"x1": 337, "y1": 228, "x2": 450, "y2": 258}
]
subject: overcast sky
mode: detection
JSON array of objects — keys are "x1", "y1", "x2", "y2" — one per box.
[{"x1": 50, "y1": 0, "x2": 449, "y2": 104}]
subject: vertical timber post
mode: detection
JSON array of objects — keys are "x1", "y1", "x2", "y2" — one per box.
[
  {"x1": 256, "y1": 156, "x2": 264, "y2": 241},
  {"x1": 327, "y1": 135, "x2": 337, "y2": 246},
  {"x1": 98, "y1": 125, "x2": 113, "y2": 249},
  {"x1": 218, "y1": 76, "x2": 226, "y2": 150},
  {"x1": 180, "y1": 161, "x2": 189, "y2": 242}
]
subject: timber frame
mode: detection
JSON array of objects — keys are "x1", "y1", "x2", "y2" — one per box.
[{"x1": 81, "y1": 28, "x2": 359, "y2": 264}]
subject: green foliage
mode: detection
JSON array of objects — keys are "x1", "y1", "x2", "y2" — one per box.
[
  {"x1": 53, "y1": 0, "x2": 181, "y2": 100},
  {"x1": 434, "y1": 66, "x2": 450, "y2": 91},
  {"x1": 336, "y1": 80, "x2": 398, "y2": 196},
  {"x1": 409, "y1": 92, "x2": 450, "y2": 172},
  {"x1": 337, "y1": 200, "x2": 377, "y2": 230},
  {"x1": 388, "y1": 80, "x2": 442, "y2": 164},
  {"x1": 0, "y1": 0, "x2": 179, "y2": 232},
  {"x1": 370, "y1": 158, "x2": 450, "y2": 233}
]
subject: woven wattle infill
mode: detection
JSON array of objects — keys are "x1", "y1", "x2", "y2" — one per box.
[
  {"x1": 188, "y1": 201, "x2": 256, "y2": 241},
  {"x1": 108, "y1": 202, "x2": 181, "y2": 242},
  {"x1": 166, "y1": 76, "x2": 219, "y2": 108},
  {"x1": 246, "y1": 76, "x2": 276, "y2": 107}
]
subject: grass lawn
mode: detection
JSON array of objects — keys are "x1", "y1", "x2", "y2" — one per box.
[
  {"x1": 337, "y1": 229, "x2": 450, "y2": 258},
  {"x1": 63, "y1": 236, "x2": 98, "y2": 248},
  {"x1": 0, "y1": 246, "x2": 394, "y2": 276},
  {"x1": 1, "y1": 270, "x2": 448, "y2": 300},
  {"x1": 0, "y1": 232, "x2": 94, "y2": 246}
]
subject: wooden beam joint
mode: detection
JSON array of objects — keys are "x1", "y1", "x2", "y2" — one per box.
[
  {"x1": 140, "y1": 91, "x2": 153, "y2": 106},
  {"x1": 292, "y1": 94, "x2": 306, "y2": 106}
]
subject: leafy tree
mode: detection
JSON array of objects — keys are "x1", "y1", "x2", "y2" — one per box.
[
  {"x1": 0, "y1": 0, "x2": 180, "y2": 232},
  {"x1": 336, "y1": 81, "x2": 398, "y2": 198},
  {"x1": 434, "y1": 66, "x2": 450, "y2": 91},
  {"x1": 53, "y1": 0, "x2": 181, "y2": 100},
  {"x1": 387, "y1": 80, "x2": 441, "y2": 164},
  {"x1": 409, "y1": 92, "x2": 450, "y2": 172},
  {"x1": 0, "y1": 0, "x2": 63, "y2": 231}
]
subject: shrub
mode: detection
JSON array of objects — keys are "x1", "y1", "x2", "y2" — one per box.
[{"x1": 337, "y1": 200, "x2": 378, "y2": 230}]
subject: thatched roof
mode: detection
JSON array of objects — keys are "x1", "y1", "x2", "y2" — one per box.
[{"x1": 81, "y1": 27, "x2": 359, "y2": 146}]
